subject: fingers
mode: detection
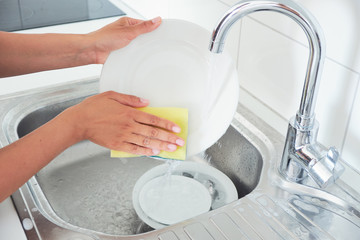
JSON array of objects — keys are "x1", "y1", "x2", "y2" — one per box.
[
  {"x1": 134, "y1": 123, "x2": 185, "y2": 147},
  {"x1": 123, "y1": 17, "x2": 143, "y2": 26},
  {"x1": 150, "y1": 17, "x2": 162, "y2": 25},
  {"x1": 100, "y1": 92, "x2": 182, "y2": 137},
  {"x1": 119, "y1": 142, "x2": 160, "y2": 156},
  {"x1": 115, "y1": 129, "x2": 184, "y2": 156},
  {"x1": 125, "y1": 17, "x2": 161, "y2": 26},
  {"x1": 109, "y1": 123, "x2": 184, "y2": 156},
  {"x1": 128, "y1": 113, "x2": 185, "y2": 155},
  {"x1": 131, "y1": 17, "x2": 162, "y2": 36},
  {"x1": 103, "y1": 91, "x2": 149, "y2": 108},
  {"x1": 129, "y1": 133, "x2": 180, "y2": 153},
  {"x1": 134, "y1": 110, "x2": 181, "y2": 134}
]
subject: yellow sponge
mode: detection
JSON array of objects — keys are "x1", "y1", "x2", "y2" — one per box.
[{"x1": 111, "y1": 107, "x2": 188, "y2": 161}]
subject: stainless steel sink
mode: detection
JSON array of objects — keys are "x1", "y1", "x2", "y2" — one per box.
[
  {"x1": 14, "y1": 94, "x2": 262, "y2": 236},
  {"x1": 1, "y1": 78, "x2": 359, "y2": 240}
]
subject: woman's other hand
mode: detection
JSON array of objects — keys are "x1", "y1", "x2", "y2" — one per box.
[{"x1": 88, "y1": 17, "x2": 162, "y2": 64}]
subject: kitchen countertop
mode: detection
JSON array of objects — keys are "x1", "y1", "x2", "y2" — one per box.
[{"x1": 0, "y1": 198, "x2": 27, "y2": 239}]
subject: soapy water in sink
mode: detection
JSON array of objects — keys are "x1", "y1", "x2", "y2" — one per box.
[
  {"x1": 36, "y1": 146, "x2": 163, "y2": 235},
  {"x1": 34, "y1": 112, "x2": 233, "y2": 236},
  {"x1": 37, "y1": 143, "x2": 211, "y2": 235},
  {"x1": 33, "y1": 122, "x2": 263, "y2": 235}
]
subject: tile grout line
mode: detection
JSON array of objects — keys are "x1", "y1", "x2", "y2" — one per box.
[
  {"x1": 339, "y1": 74, "x2": 360, "y2": 156},
  {"x1": 215, "y1": 0, "x2": 232, "y2": 7},
  {"x1": 248, "y1": 16, "x2": 360, "y2": 75},
  {"x1": 239, "y1": 87, "x2": 289, "y2": 124}
]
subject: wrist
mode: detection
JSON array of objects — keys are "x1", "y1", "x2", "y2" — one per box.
[
  {"x1": 84, "y1": 32, "x2": 109, "y2": 65},
  {"x1": 56, "y1": 106, "x2": 87, "y2": 145},
  {"x1": 76, "y1": 34, "x2": 99, "y2": 65}
]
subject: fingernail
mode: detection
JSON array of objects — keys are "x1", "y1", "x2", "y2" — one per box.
[
  {"x1": 151, "y1": 16, "x2": 161, "y2": 24},
  {"x1": 152, "y1": 149, "x2": 160, "y2": 155},
  {"x1": 176, "y1": 139, "x2": 185, "y2": 146},
  {"x1": 172, "y1": 126, "x2": 181, "y2": 133},
  {"x1": 167, "y1": 144, "x2": 177, "y2": 151},
  {"x1": 140, "y1": 98, "x2": 149, "y2": 103}
]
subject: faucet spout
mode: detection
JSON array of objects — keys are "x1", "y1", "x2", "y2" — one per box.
[
  {"x1": 209, "y1": 0, "x2": 325, "y2": 127},
  {"x1": 210, "y1": 0, "x2": 343, "y2": 188}
]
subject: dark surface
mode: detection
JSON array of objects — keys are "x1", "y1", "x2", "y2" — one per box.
[{"x1": 0, "y1": 0, "x2": 125, "y2": 31}]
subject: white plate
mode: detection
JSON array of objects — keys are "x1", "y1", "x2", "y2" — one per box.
[
  {"x1": 132, "y1": 161, "x2": 238, "y2": 229},
  {"x1": 100, "y1": 19, "x2": 239, "y2": 156},
  {"x1": 138, "y1": 175, "x2": 212, "y2": 225}
]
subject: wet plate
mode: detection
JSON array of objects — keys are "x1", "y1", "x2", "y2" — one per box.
[{"x1": 100, "y1": 19, "x2": 239, "y2": 156}]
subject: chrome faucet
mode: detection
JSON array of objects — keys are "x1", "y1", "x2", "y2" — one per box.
[{"x1": 209, "y1": 0, "x2": 344, "y2": 188}]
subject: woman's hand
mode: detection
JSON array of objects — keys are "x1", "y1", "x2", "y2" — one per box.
[
  {"x1": 0, "y1": 91, "x2": 182, "y2": 201},
  {"x1": 87, "y1": 17, "x2": 162, "y2": 64},
  {"x1": 63, "y1": 91, "x2": 184, "y2": 155},
  {"x1": 0, "y1": 17, "x2": 161, "y2": 77}
]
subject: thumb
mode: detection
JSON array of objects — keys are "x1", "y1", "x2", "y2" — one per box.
[{"x1": 132, "y1": 17, "x2": 162, "y2": 35}]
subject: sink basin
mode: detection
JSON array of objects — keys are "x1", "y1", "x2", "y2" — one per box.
[
  {"x1": 15, "y1": 96, "x2": 262, "y2": 236},
  {"x1": 1, "y1": 78, "x2": 359, "y2": 239},
  {"x1": 1, "y1": 78, "x2": 264, "y2": 238}
]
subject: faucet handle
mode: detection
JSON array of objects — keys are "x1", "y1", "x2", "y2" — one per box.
[
  {"x1": 327, "y1": 147, "x2": 345, "y2": 180},
  {"x1": 308, "y1": 147, "x2": 344, "y2": 188},
  {"x1": 324, "y1": 147, "x2": 339, "y2": 170}
]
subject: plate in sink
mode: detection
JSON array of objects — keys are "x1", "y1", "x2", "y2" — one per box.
[
  {"x1": 100, "y1": 19, "x2": 239, "y2": 156},
  {"x1": 132, "y1": 161, "x2": 238, "y2": 229},
  {"x1": 138, "y1": 175, "x2": 212, "y2": 225}
]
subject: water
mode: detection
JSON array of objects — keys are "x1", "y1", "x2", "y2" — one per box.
[
  {"x1": 201, "y1": 53, "x2": 234, "y2": 121},
  {"x1": 164, "y1": 160, "x2": 181, "y2": 178},
  {"x1": 36, "y1": 142, "x2": 186, "y2": 235},
  {"x1": 196, "y1": 141, "x2": 223, "y2": 164},
  {"x1": 36, "y1": 145, "x2": 162, "y2": 235}
]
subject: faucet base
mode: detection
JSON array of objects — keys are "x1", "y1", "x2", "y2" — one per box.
[{"x1": 280, "y1": 117, "x2": 344, "y2": 188}]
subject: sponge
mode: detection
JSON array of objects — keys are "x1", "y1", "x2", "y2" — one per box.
[{"x1": 111, "y1": 107, "x2": 188, "y2": 161}]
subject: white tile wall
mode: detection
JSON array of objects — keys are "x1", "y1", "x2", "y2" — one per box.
[
  {"x1": 251, "y1": 0, "x2": 360, "y2": 73},
  {"x1": 238, "y1": 17, "x2": 359, "y2": 148},
  {"x1": 231, "y1": 0, "x2": 360, "y2": 172},
  {"x1": 342, "y1": 83, "x2": 360, "y2": 172}
]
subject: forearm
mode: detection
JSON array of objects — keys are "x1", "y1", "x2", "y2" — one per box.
[
  {"x1": 0, "y1": 110, "x2": 80, "y2": 202},
  {"x1": 0, "y1": 31, "x2": 96, "y2": 77},
  {"x1": 0, "y1": 17, "x2": 162, "y2": 78}
]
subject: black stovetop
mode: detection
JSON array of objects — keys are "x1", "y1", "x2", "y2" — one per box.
[{"x1": 0, "y1": 0, "x2": 125, "y2": 31}]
